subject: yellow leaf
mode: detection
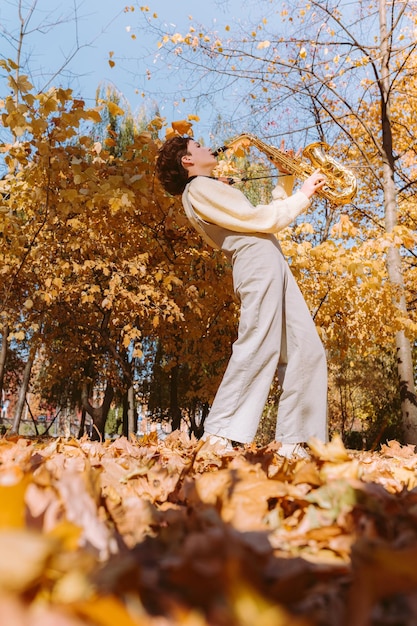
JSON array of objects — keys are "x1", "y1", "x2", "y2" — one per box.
[
  {"x1": 51, "y1": 568, "x2": 92, "y2": 604},
  {"x1": 0, "y1": 530, "x2": 57, "y2": 592},
  {"x1": 48, "y1": 520, "x2": 82, "y2": 551},
  {"x1": 171, "y1": 119, "x2": 194, "y2": 135},
  {"x1": 0, "y1": 477, "x2": 28, "y2": 529},
  {"x1": 308, "y1": 435, "x2": 351, "y2": 462},
  {"x1": 8, "y1": 74, "x2": 33, "y2": 94},
  {"x1": 87, "y1": 109, "x2": 102, "y2": 123},
  {"x1": 171, "y1": 33, "x2": 184, "y2": 44},
  {"x1": 107, "y1": 101, "x2": 124, "y2": 116},
  {"x1": 71, "y1": 595, "x2": 139, "y2": 626}
]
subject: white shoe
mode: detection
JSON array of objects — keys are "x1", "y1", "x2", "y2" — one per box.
[
  {"x1": 201, "y1": 433, "x2": 234, "y2": 452},
  {"x1": 278, "y1": 442, "x2": 310, "y2": 460}
]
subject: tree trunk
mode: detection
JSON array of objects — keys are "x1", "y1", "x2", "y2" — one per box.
[
  {"x1": 189, "y1": 401, "x2": 207, "y2": 439},
  {"x1": 10, "y1": 350, "x2": 35, "y2": 435},
  {"x1": 170, "y1": 365, "x2": 182, "y2": 431},
  {"x1": 379, "y1": 0, "x2": 417, "y2": 442},
  {"x1": 78, "y1": 407, "x2": 87, "y2": 438},
  {"x1": 122, "y1": 391, "x2": 128, "y2": 437},
  {"x1": 81, "y1": 381, "x2": 114, "y2": 441},
  {"x1": 25, "y1": 399, "x2": 39, "y2": 436},
  {"x1": 0, "y1": 324, "x2": 9, "y2": 401},
  {"x1": 127, "y1": 384, "x2": 136, "y2": 435},
  {"x1": 122, "y1": 386, "x2": 136, "y2": 437}
]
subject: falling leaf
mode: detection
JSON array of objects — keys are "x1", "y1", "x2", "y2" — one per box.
[{"x1": 171, "y1": 119, "x2": 194, "y2": 135}]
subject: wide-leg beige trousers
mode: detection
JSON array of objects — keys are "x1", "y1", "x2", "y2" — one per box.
[{"x1": 203, "y1": 232, "x2": 328, "y2": 444}]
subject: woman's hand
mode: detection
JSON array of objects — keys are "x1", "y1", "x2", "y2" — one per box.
[
  {"x1": 300, "y1": 169, "x2": 327, "y2": 198},
  {"x1": 275, "y1": 141, "x2": 327, "y2": 197},
  {"x1": 274, "y1": 140, "x2": 301, "y2": 175}
]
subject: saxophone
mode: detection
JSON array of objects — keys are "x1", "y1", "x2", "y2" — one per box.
[{"x1": 221, "y1": 133, "x2": 357, "y2": 206}]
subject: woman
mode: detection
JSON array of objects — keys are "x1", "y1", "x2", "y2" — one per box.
[{"x1": 156, "y1": 135, "x2": 328, "y2": 458}]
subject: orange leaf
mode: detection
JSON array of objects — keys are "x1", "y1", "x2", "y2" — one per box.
[
  {"x1": 71, "y1": 595, "x2": 140, "y2": 626},
  {"x1": 171, "y1": 119, "x2": 194, "y2": 135},
  {"x1": 107, "y1": 101, "x2": 124, "y2": 116},
  {"x1": 0, "y1": 476, "x2": 29, "y2": 529}
]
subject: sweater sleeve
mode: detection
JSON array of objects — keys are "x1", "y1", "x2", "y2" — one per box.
[{"x1": 186, "y1": 176, "x2": 311, "y2": 234}]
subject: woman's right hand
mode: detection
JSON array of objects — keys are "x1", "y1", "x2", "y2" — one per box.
[{"x1": 300, "y1": 169, "x2": 327, "y2": 198}]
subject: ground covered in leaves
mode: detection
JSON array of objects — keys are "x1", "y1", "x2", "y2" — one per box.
[{"x1": 1, "y1": 433, "x2": 417, "y2": 626}]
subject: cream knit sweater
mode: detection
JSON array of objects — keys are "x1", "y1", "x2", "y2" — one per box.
[{"x1": 184, "y1": 174, "x2": 311, "y2": 234}]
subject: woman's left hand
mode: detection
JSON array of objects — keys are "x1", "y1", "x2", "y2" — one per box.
[{"x1": 273, "y1": 139, "x2": 301, "y2": 175}]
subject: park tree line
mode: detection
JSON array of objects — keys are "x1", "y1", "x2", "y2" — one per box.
[
  {"x1": 0, "y1": 68, "x2": 238, "y2": 439},
  {"x1": 0, "y1": 0, "x2": 416, "y2": 446}
]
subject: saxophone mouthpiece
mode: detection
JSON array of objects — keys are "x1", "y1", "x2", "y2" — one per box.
[{"x1": 212, "y1": 145, "x2": 229, "y2": 157}]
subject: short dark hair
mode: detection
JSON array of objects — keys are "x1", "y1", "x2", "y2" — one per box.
[{"x1": 155, "y1": 136, "x2": 191, "y2": 196}]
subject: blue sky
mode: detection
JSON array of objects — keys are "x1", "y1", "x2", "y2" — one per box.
[{"x1": 0, "y1": 0, "x2": 247, "y2": 141}]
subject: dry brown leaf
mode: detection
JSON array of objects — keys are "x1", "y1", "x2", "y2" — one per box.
[
  {"x1": 308, "y1": 434, "x2": 351, "y2": 462},
  {"x1": 0, "y1": 593, "x2": 88, "y2": 626},
  {"x1": 380, "y1": 439, "x2": 417, "y2": 459},
  {"x1": 0, "y1": 529, "x2": 57, "y2": 591}
]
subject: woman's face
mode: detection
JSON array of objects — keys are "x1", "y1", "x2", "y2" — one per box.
[{"x1": 183, "y1": 140, "x2": 218, "y2": 171}]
